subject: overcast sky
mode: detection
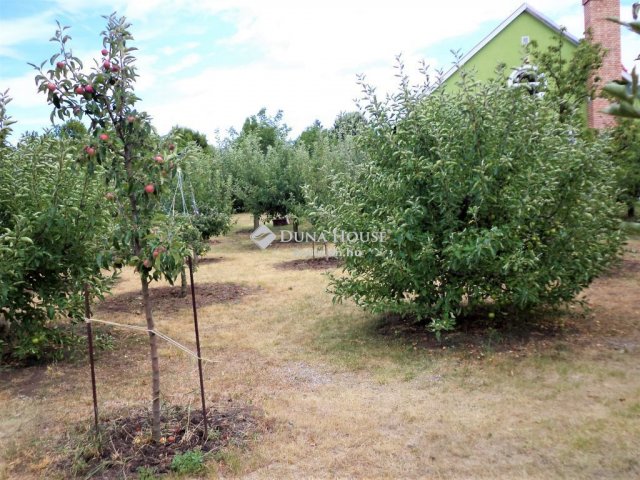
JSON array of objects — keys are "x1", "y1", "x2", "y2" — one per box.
[{"x1": 1, "y1": 0, "x2": 639, "y2": 142}]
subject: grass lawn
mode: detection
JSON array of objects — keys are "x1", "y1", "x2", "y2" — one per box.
[{"x1": 1, "y1": 213, "x2": 639, "y2": 479}]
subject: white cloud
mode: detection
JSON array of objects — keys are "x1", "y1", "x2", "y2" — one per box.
[
  {"x1": 554, "y1": 13, "x2": 585, "y2": 39},
  {"x1": 10, "y1": 0, "x2": 632, "y2": 143},
  {"x1": 212, "y1": 1, "x2": 525, "y2": 69},
  {"x1": 1, "y1": 72, "x2": 44, "y2": 109},
  {"x1": 163, "y1": 53, "x2": 201, "y2": 75},
  {"x1": 134, "y1": 0, "x2": 584, "y2": 138},
  {"x1": 0, "y1": 11, "x2": 54, "y2": 49},
  {"x1": 142, "y1": 52, "x2": 440, "y2": 141}
]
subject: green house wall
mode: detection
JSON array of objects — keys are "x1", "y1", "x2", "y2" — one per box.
[{"x1": 442, "y1": 11, "x2": 578, "y2": 90}]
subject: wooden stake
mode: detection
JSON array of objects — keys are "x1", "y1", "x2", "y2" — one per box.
[
  {"x1": 187, "y1": 256, "x2": 208, "y2": 441},
  {"x1": 84, "y1": 284, "x2": 99, "y2": 433}
]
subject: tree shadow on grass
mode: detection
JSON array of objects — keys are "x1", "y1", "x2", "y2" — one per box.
[
  {"x1": 96, "y1": 282, "x2": 261, "y2": 315},
  {"x1": 373, "y1": 307, "x2": 580, "y2": 356},
  {"x1": 314, "y1": 306, "x2": 584, "y2": 373}
]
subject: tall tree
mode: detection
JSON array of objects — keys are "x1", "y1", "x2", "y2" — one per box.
[
  {"x1": 528, "y1": 32, "x2": 604, "y2": 125},
  {"x1": 239, "y1": 107, "x2": 290, "y2": 154},
  {"x1": 604, "y1": 3, "x2": 640, "y2": 119},
  {"x1": 297, "y1": 119, "x2": 326, "y2": 154},
  {"x1": 330, "y1": 111, "x2": 366, "y2": 140},
  {"x1": 168, "y1": 125, "x2": 212, "y2": 153},
  {"x1": 603, "y1": 3, "x2": 640, "y2": 218}
]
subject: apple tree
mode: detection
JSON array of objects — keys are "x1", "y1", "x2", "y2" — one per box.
[
  {"x1": 32, "y1": 15, "x2": 188, "y2": 440},
  {"x1": 602, "y1": 3, "x2": 640, "y2": 218},
  {"x1": 239, "y1": 107, "x2": 290, "y2": 155},
  {"x1": 291, "y1": 127, "x2": 368, "y2": 233},
  {"x1": 1, "y1": 93, "x2": 114, "y2": 363},
  {"x1": 311, "y1": 64, "x2": 622, "y2": 336},
  {"x1": 165, "y1": 131, "x2": 232, "y2": 241},
  {"x1": 221, "y1": 132, "x2": 271, "y2": 228},
  {"x1": 528, "y1": 32, "x2": 604, "y2": 125},
  {"x1": 162, "y1": 135, "x2": 233, "y2": 296}
]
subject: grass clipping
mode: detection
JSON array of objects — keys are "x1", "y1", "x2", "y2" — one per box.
[{"x1": 57, "y1": 403, "x2": 263, "y2": 478}]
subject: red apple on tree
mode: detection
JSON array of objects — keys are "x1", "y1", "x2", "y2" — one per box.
[
  {"x1": 105, "y1": 192, "x2": 115, "y2": 201},
  {"x1": 99, "y1": 133, "x2": 109, "y2": 141},
  {"x1": 144, "y1": 183, "x2": 155, "y2": 194},
  {"x1": 103, "y1": 60, "x2": 111, "y2": 70},
  {"x1": 56, "y1": 61, "x2": 65, "y2": 69},
  {"x1": 85, "y1": 84, "x2": 95, "y2": 94},
  {"x1": 101, "y1": 48, "x2": 108, "y2": 56},
  {"x1": 154, "y1": 155, "x2": 164, "y2": 164},
  {"x1": 75, "y1": 85, "x2": 85, "y2": 95},
  {"x1": 168, "y1": 143, "x2": 175, "y2": 152},
  {"x1": 85, "y1": 146, "x2": 96, "y2": 156},
  {"x1": 47, "y1": 83, "x2": 57, "y2": 92},
  {"x1": 127, "y1": 115, "x2": 136, "y2": 123},
  {"x1": 111, "y1": 64, "x2": 120, "y2": 72},
  {"x1": 143, "y1": 259, "x2": 152, "y2": 269}
]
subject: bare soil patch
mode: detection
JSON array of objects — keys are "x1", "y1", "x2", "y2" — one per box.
[
  {"x1": 96, "y1": 282, "x2": 260, "y2": 315},
  {"x1": 0, "y1": 366, "x2": 48, "y2": 397},
  {"x1": 269, "y1": 240, "x2": 309, "y2": 249},
  {"x1": 374, "y1": 310, "x2": 572, "y2": 357},
  {"x1": 196, "y1": 256, "x2": 225, "y2": 266},
  {"x1": 57, "y1": 403, "x2": 265, "y2": 478},
  {"x1": 601, "y1": 257, "x2": 640, "y2": 278},
  {"x1": 349, "y1": 240, "x2": 640, "y2": 359},
  {"x1": 275, "y1": 257, "x2": 341, "y2": 270}
]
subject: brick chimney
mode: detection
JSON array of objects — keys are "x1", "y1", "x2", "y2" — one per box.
[{"x1": 583, "y1": 0, "x2": 621, "y2": 129}]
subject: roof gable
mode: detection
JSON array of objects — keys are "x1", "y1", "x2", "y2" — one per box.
[{"x1": 440, "y1": 3, "x2": 580, "y2": 85}]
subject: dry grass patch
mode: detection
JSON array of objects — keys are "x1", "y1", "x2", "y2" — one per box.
[{"x1": 1, "y1": 217, "x2": 639, "y2": 479}]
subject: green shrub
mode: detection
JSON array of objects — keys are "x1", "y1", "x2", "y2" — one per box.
[
  {"x1": 608, "y1": 119, "x2": 640, "y2": 218},
  {"x1": 137, "y1": 466, "x2": 158, "y2": 480},
  {"x1": 171, "y1": 449, "x2": 205, "y2": 475},
  {"x1": 311, "y1": 66, "x2": 623, "y2": 335},
  {"x1": 0, "y1": 131, "x2": 113, "y2": 363}
]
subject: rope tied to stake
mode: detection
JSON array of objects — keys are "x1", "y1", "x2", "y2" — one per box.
[{"x1": 84, "y1": 317, "x2": 217, "y2": 364}]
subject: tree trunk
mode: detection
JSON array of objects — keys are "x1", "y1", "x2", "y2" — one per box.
[
  {"x1": 180, "y1": 267, "x2": 187, "y2": 298},
  {"x1": 253, "y1": 213, "x2": 260, "y2": 230},
  {"x1": 293, "y1": 219, "x2": 299, "y2": 234},
  {"x1": 141, "y1": 275, "x2": 161, "y2": 442},
  {"x1": 123, "y1": 142, "x2": 161, "y2": 442},
  {"x1": 628, "y1": 203, "x2": 635, "y2": 219}
]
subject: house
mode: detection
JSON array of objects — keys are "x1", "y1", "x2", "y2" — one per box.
[{"x1": 439, "y1": 1, "x2": 621, "y2": 129}]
